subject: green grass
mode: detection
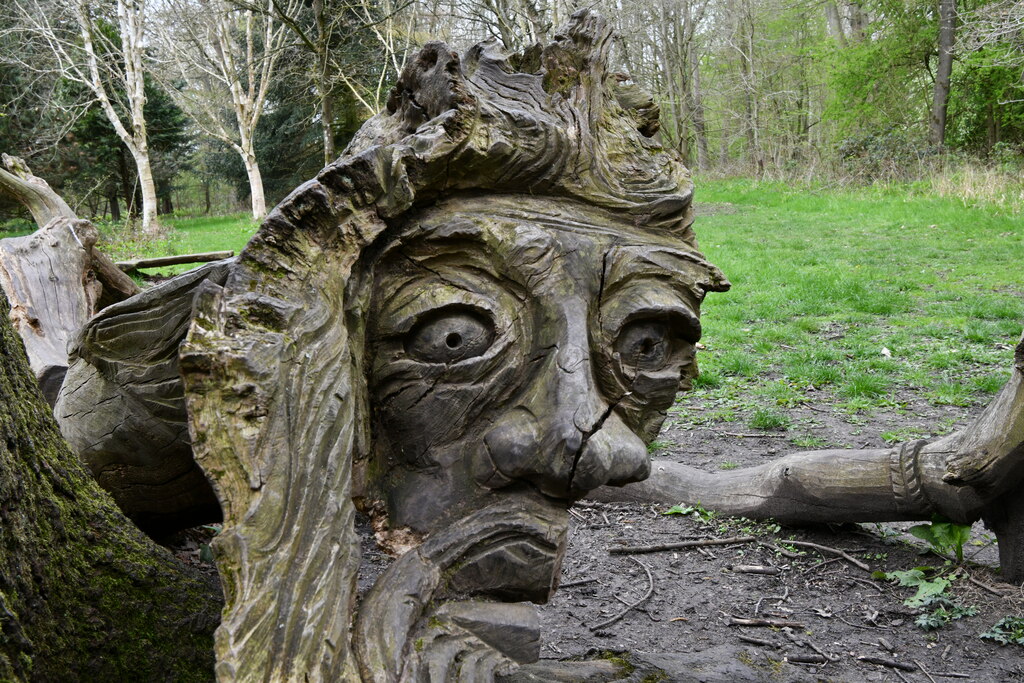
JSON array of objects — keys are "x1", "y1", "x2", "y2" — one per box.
[
  {"x1": 681, "y1": 177, "x2": 1024, "y2": 428},
  {"x1": 97, "y1": 213, "x2": 258, "y2": 275}
]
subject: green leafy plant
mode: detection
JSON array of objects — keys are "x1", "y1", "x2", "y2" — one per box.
[
  {"x1": 980, "y1": 616, "x2": 1024, "y2": 645},
  {"x1": 908, "y1": 516, "x2": 972, "y2": 562},
  {"x1": 873, "y1": 567, "x2": 949, "y2": 607},
  {"x1": 663, "y1": 503, "x2": 715, "y2": 523},
  {"x1": 913, "y1": 597, "x2": 977, "y2": 631},
  {"x1": 874, "y1": 567, "x2": 977, "y2": 631}
]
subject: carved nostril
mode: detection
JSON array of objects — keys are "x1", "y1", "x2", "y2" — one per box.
[{"x1": 445, "y1": 332, "x2": 462, "y2": 348}]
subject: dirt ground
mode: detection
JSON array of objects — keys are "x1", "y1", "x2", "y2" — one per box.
[{"x1": 530, "y1": 397, "x2": 1024, "y2": 682}]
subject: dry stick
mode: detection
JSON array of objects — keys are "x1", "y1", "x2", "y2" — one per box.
[
  {"x1": 609, "y1": 535, "x2": 756, "y2": 555},
  {"x1": 929, "y1": 672, "x2": 970, "y2": 679},
  {"x1": 847, "y1": 575, "x2": 886, "y2": 593},
  {"x1": 857, "y1": 656, "x2": 916, "y2": 672},
  {"x1": 968, "y1": 574, "x2": 1008, "y2": 597},
  {"x1": 894, "y1": 670, "x2": 912, "y2": 683},
  {"x1": 785, "y1": 540, "x2": 871, "y2": 571},
  {"x1": 560, "y1": 577, "x2": 598, "y2": 588},
  {"x1": 737, "y1": 634, "x2": 778, "y2": 648},
  {"x1": 588, "y1": 557, "x2": 654, "y2": 632},
  {"x1": 729, "y1": 616, "x2": 805, "y2": 628},
  {"x1": 763, "y1": 541, "x2": 802, "y2": 559},
  {"x1": 915, "y1": 659, "x2": 939, "y2": 683},
  {"x1": 708, "y1": 429, "x2": 788, "y2": 438},
  {"x1": 786, "y1": 654, "x2": 827, "y2": 665},
  {"x1": 754, "y1": 587, "x2": 790, "y2": 616},
  {"x1": 729, "y1": 564, "x2": 782, "y2": 575}
]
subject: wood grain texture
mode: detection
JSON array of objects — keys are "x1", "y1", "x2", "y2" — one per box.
[{"x1": 54, "y1": 260, "x2": 231, "y2": 533}]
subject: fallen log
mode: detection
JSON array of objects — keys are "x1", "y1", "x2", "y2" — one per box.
[{"x1": 116, "y1": 250, "x2": 234, "y2": 273}]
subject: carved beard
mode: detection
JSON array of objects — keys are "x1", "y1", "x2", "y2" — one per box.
[{"x1": 349, "y1": 195, "x2": 718, "y2": 676}]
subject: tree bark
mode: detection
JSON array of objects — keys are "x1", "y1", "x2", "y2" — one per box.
[
  {"x1": 241, "y1": 150, "x2": 267, "y2": 220},
  {"x1": 929, "y1": 0, "x2": 957, "y2": 147},
  {"x1": 0, "y1": 289, "x2": 220, "y2": 681}
]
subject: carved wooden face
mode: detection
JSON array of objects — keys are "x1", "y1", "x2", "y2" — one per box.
[{"x1": 363, "y1": 195, "x2": 705, "y2": 597}]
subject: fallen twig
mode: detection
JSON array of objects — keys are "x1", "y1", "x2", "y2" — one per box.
[
  {"x1": 729, "y1": 564, "x2": 782, "y2": 575},
  {"x1": 729, "y1": 616, "x2": 805, "y2": 628},
  {"x1": 968, "y1": 574, "x2": 1008, "y2": 597},
  {"x1": 706, "y1": 429, "x2": 788, "y2": 438},
  {"x1": 915, "y1": 659, "x2": 939, "y2": 683},
  {"x1": 762, "y1": 541, "x2": 803, "y2": 559},
  {"x1": 785, "y1": 654, "x2": 827, "y2": 665},
  {"x1": 560, "y1": 577, "x2": 598, "y2": 588},
  {"x1": 928, "y1": 672, "x2": 970, "y2": 679},
  {"x1": 737, "y1": 634, "x2": 778, "y2": 648},
  {"x1": 588, "y1": 557, "x2": 654, "y2": 631},
  {"x1": 857, "y1": 656, "x2": 916, "y2": 672},
  {"x1": 609, "y1": 535, "x2": 756, "y2": 555},
  {"x1": 785, "y1": 540, "x2": 870, "y2": 571},
  {"x1": 754, "y1": 587, "x2": 790, "y2": 615}
]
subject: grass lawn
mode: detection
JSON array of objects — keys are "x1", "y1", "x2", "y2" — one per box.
[
  {"x1": 98, "y1": 213, "x2": 259, "y2": 276},
  {"x1": 679, "y1": 177, "x2": 1024, "y2": 436}
]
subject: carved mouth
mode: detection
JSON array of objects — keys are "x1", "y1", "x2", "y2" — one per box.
[{"x1": 419, "y1": 493, "x2": 569, "y2": 603}]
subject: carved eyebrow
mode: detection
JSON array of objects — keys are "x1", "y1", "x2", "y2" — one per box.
[{"x1": 601, "y1": 245, "x2": 714, "y2": 309}]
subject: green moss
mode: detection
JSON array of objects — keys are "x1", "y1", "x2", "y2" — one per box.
[{"x1": 598, "y1": 650, "x2": 636, "y2": 675}]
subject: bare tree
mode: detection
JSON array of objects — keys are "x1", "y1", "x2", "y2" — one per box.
[
  {"x1": 930, "y1": 0, "x2": 957, "y2": 147},
  {"x1": 5, "y1": 0, "x2": 161, "y2": 233},
  {"x1": 153, "y1": 0, "x2": 298, "y2": 220}
]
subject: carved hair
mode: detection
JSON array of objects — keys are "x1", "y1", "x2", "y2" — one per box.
[{"x1": 179, "y1": 10, "x2": 726, "y2": 679}]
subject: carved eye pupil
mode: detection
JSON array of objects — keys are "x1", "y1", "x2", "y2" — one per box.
[
  {"x1": 405, "y1": 308, "x2": 494, "y2": 363},
  {"x1": 616, "y1": 320, "x2": 673, "y2": 370}
]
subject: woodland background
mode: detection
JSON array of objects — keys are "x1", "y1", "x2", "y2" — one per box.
[{"x1": 1, "y1": 0, "x2": 1023, "y2": 234}]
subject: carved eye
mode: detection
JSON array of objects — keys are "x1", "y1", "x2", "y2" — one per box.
[
  {"x1": 615, "y1": 319, "x2": 674, "y2": 371},
  {"x1": 405, "y1": 307, "x2": 495, "y2": 363}
]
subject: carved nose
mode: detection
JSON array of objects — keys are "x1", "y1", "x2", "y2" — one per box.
[{"x1": 480, "y1": 345, "x2": 650, "y2": 497}]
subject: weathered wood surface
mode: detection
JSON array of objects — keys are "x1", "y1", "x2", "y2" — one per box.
[
  {"x1": 117, "y1": 250, "x2": 235, "y2": 273},
  {"x1": 0, "y1": 153, "x2": 75, "y2": 227},
  {"x1": 0, "y1": 155, "x2": 138, "y2": 402},
  {"x1": 0, "y1": 219, "x2": 102, "y2": 404},
  {"x1": 54, "y1": 260, "x2": 231, "y2": 534}
]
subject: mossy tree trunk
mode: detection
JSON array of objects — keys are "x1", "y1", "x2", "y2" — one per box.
[{"x1": 0, "y1": 290, "x2": 221, "y2": 681}]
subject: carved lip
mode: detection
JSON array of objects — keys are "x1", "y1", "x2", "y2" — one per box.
[{"x1": 421, "y1": 493, "x2": 569, "y2": 603}]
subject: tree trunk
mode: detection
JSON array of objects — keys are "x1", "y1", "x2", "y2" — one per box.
[
  {"x1": 136, "y1": 145, "x2": 160, "y2": 234},
  {"x1": 825, "y1": 2, "x2": 847, "y2": 46},
  {"x1": 689, "y1": 51, "x2": 710, "y2": 170},
  {"x1": 241, "y1": 151, "x2": 267, "y2": 220},
  {"x1": 929, "y1": 0, "x2": 956, "y2": 147},
  {"x1": 0, "y1": 158, "x2": 140, "y2": 400},
  {"x1": 0, "y1": 289, "x2": 221, "y2": 681}
]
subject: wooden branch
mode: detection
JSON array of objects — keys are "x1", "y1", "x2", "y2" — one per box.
[
  {"x1": 116, "y1": 250, "x2": 234, "y2": 272},
  {"x1": 783, "y1": 540, "x2": 871, "y2": 572},
  {"x1": 609, "y1": 535, "x2": 756, "y2": 555}
]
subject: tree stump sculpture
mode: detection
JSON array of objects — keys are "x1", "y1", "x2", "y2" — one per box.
[{"x1": 48, "y1": 10, "x2": 1024, "y2": 680}]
